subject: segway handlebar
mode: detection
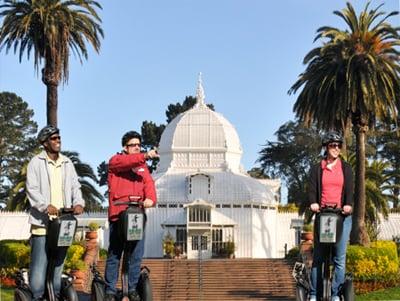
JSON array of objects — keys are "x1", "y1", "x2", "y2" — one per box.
[{"x1": 114, "y1": 196, "x2": 144, "y2": 207}]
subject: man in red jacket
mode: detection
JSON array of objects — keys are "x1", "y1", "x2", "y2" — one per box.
[{"x1": 104, "y1": 131, "x2": 158, "y2": 301}]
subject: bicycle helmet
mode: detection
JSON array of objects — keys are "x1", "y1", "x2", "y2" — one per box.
[
  {"x1": 322, "y1": 131, "x2": 343, "y2": 146},
  {"x1": 37, "y1": 125, "x2": 60, "y2": 144}
]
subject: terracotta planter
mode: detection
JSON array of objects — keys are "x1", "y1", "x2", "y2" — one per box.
[
  {"x1": 71, "y1": 269, "x2": 86, "y2": 281},
  {"x1": 300, "y1": 240, "x2": 313, "y2": 253},
  {"x1": 301, "y1": 232, "x2": 313, "y2": 241},
  {"x1": 85, "y1": 231, "x2": 98, "y2": 240}
]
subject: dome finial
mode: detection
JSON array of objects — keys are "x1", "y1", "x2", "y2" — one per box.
[{"x1": 195, "y1": 72, "x2": 206, "y2": 107}]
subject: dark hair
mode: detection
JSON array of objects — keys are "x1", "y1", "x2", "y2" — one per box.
[
  {"x1": 37, "y1": 125, "x2": 60, "y2": 144},
  {"x1": 121, "y1": 131, "x2": 141, "y2": 146}
]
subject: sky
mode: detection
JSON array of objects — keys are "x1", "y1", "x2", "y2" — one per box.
[{"x1": 0, "y1": 0, "x2": 399, "y2": 202}]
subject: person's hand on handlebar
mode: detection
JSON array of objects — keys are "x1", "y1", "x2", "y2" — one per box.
[
  {"x1": 46, "y1": 204, "x2": 58, "y2": 215},
  {"x1": 144, "y1": 149, "x2": 159, "y2": 160},
  {"x1": 143, "y1": 198, "x2": 154, "y2": 208},
  {"x1": 310, "y1": 202, "x2": 320, "y2": 213},
  {"x1": 73, "y1": 205, "x2": 84, "y2": 215},
  {"x1": 342, "y1": 205, "x2": 352, "y2": 215}
]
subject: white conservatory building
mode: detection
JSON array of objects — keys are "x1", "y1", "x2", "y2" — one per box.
[{"x1": 144, "y1": 76, "x2": 281, "y2": 259}]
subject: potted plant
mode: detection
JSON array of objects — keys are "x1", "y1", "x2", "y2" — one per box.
[
  {"x1": 69, "y1": 259, "x2": 88, "y2": 281},
  {"x1": 86, "y1": 222, "x2": 100, "y2": 240},
  {"x1": 162, "y1": 233, "x2": 175, "y2": 259},
  {"x1": 225, "y1": 240, "x2": 235, "y2": 259},
  {"x1": 301, "y1": 223, "x2": 314, "y2": 241}
]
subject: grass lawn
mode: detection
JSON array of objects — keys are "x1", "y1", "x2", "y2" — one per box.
[
  {"x1": 356, "y1": 286, "x2": 400, "y2": 300},
  {"x1": 0, "y1": 287, "x2": 13, "y2": 301}
]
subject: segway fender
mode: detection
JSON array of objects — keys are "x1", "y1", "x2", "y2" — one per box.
[{"x1": 61, "y1": 278, "x2": 79, "y2": 301}]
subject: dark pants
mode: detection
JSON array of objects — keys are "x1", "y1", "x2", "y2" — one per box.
[{"x1": 104, "y1": 221, "x2": 145, "y2": 295}]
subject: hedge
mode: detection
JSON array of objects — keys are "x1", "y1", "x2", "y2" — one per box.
[
  {"x1": 0, "y1": 240, "x2": 30, "y2": 269},
  {"x1": 347, "y1": 240, "x2": 399, "y2": 282}
]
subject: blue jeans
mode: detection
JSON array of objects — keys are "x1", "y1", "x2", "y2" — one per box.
[
  {"x1": 104, "y1": 221, "x2": 145, "y2": 295},
  {"x1": 29, "y1": 235, "x2": 67, "y2": 300},
  {"x1": 310, "y1": 215, "x2": 352, "y2": 297}
]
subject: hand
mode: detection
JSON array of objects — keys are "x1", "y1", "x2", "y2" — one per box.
[
  {"x1": 145, "y1": 149, "x2": 159, "y2": 160},
  {"x1": 342, "y1": 205, "x2": 352, "y2": 215},
  {"x1": 310, "y1": 203, "x2": 320, "y2": 213},
  {"x1": 143, "y1": 198, "x2": 154, "y2": 208},
  {"x1": 73, "y1": 205, "x2": 84, "y2": 215},
  {"x1": 47, "y1": 204, "x2": 58, "y2": 215}
]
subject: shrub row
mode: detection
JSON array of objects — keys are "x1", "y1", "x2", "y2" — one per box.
[{"x1": 347, "y1": 240, "x2": 399, "y2": 282}]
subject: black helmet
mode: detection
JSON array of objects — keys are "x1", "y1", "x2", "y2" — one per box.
[
  {"x1": 37, "y1": 125, "x2": 59, "y2": 144},
  {"x1": 322, "y1": 131, "x2": 343, "y2": 146},
  {"x1": 121, "y1": 131, "x2": 141, "y2": 146}
]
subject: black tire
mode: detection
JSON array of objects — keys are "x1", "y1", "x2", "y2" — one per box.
[
  {"x1": 137, "y1": 268, "x2": 153, "y2": 301},
  {"x1": 295, "y1": 285, "x2": 307, "y2": 301},
  {"x1": 342, "y1": 278, "x2": 355, "y2": 301},
  {"x1": 91, "y1": 278, "x2": 106, "y2": 301},
  {"x1": 14, "y1": 287, "x2": 32, "y2": 301},
  {"x1": 60, "y1": 282, "x2": 79, "y2": 301}
]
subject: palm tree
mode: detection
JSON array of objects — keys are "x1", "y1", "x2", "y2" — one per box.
[
  {"x1": 0, "y1": 0, "x2": 103, "y2": 126},
  {"x1": 289, "y1": 2, "x2": 400, "y2": 245},
  {"x1": 8, "y1": 150, "x2": 104, "y2": 211}
]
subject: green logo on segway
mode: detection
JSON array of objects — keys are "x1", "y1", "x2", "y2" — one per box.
[{"x1": 127, "y1": 213, "x2": 144, "y2": 241}]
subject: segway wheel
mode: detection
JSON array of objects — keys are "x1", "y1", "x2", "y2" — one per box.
[
  {"x1": 342, "y1": 278, "x2": 355, "y2": 301},
  {"x1": 295, "y1": 285, "x2": 307, "y2": 301},
  {"x1": 14, "y1": 287, "x2": 32, "y2": 301},
  {"x1": 137, "y1": 267, "x2": 153, "y2": 301}
]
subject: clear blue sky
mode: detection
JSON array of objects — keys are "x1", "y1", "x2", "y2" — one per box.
[{"x1": 0, "y1": 0, "x2": 399, "y2": 201}]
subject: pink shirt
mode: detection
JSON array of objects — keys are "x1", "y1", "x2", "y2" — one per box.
[{"x1": 320, "y1": 159, "x2": 344, "y2": 208}]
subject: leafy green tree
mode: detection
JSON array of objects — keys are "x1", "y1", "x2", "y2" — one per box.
[
  {"x1": 166, "y1": 96, "x2": 214, "y2": 123},
  {"x1": 0, "y1": 92, "x2": 37, "y2": 207},
  {"x1": 374, "y1": 120, "x2": 400, "y2": 208},
  {"x1": 289, "y1": 2, "x2": 400, "y2": 245},
  {"x1": 257, "y1": 121, "x2": 321, "y2": 214},
  {"x1": 0, "y1": 0, "x2": 103, "y2": 126},
  {"x1": 8, "y1": 150, "x2": 104, "y2": 211}
]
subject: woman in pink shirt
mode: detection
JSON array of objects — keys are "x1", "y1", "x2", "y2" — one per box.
[{"x1": 308, "y1": 132, "x2": 353, "y2": 301}]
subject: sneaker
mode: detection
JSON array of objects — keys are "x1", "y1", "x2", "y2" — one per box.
[
  {"x1": 128, "y1": 290, "x2": 141, "y2": 301},
  {"x1": 332, "y1": 296, "x2": 340, "y2": 301},
  {"x1": 104, "y1": 293, "x2": 116, "y2": 301},
  {"x1": 309, "y1": 296, "x2": 316, "y2": 301}
]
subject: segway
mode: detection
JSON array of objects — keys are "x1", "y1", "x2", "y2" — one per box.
[
  {"x1": 91, "y1": 197, "x2": 153, "y2": 301},
  {"x1": 14, "y1": 208, "x2": 79, "y2": 301},
  {"x1": 315, "y1": 206, "x2": 354, "y2": 301}
]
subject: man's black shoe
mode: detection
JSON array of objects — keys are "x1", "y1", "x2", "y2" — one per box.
[
  {"x1": 104, "y1": 293, "x2": 116, "y2": 301},
  {"x1": 128, "y1": 290, "x2": 141, "y2": 301}
]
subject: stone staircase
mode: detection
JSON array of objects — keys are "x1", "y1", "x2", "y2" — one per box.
[{"x1": 93, "y1": 258, "x2": 296, "y2": 301}]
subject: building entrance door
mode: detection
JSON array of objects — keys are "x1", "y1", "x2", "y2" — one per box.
[{"x1": 188, "y1": 233, "x2": 211, "y2": 259}]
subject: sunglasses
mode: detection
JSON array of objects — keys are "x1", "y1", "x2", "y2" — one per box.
[
  {"x1": 49, "y1": 136, "x2": 61, "y2": 141},
  {"x1": 328, "y1": 142, "x2": 342, "y2": 149},
  {"x1": 126, "y1": 143, "x2": 141, "y2": 148}
]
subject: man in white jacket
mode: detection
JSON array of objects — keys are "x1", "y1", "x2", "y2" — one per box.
[{"x1": 26, "y1": 125, "x2": 85, "y2": 301}]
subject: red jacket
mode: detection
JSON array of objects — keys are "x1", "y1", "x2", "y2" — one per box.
[{"x1": 107, "y1": 152, "x2": 157, "y2": 221}]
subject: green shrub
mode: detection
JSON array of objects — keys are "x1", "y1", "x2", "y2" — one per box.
[
  {"x1": 347, "y1": 240, "x2": 399, "y2": 282},
  {"x1": 99, "y1": 248, "x2": 108, "y2": 260},
  {"x1": 286, "y1": 246, "x2": 300, "y2": 259},
  {"x1": 302, "y1": 223, "x2": 313, "y2": 232},
  {"x1": 0, "y1": 240, "x2": 30, "y2": 268},
  {"x1": 88, "y1": 222, "x2": 100, "y2": 231},
  {"x1": 64, "y1": 243, "x2": 85, "y2": 271}
]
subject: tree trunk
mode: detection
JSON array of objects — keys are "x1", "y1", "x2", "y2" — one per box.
[
  {"x1": 46, "y1": 83, "x2": 58, "y2": 127},
  {"x1": 42, "y1": 61, "x2": 59, "y2": 127},
  {"x1": 350, "y1": 123, "x2": 370, "y2": 246}
]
